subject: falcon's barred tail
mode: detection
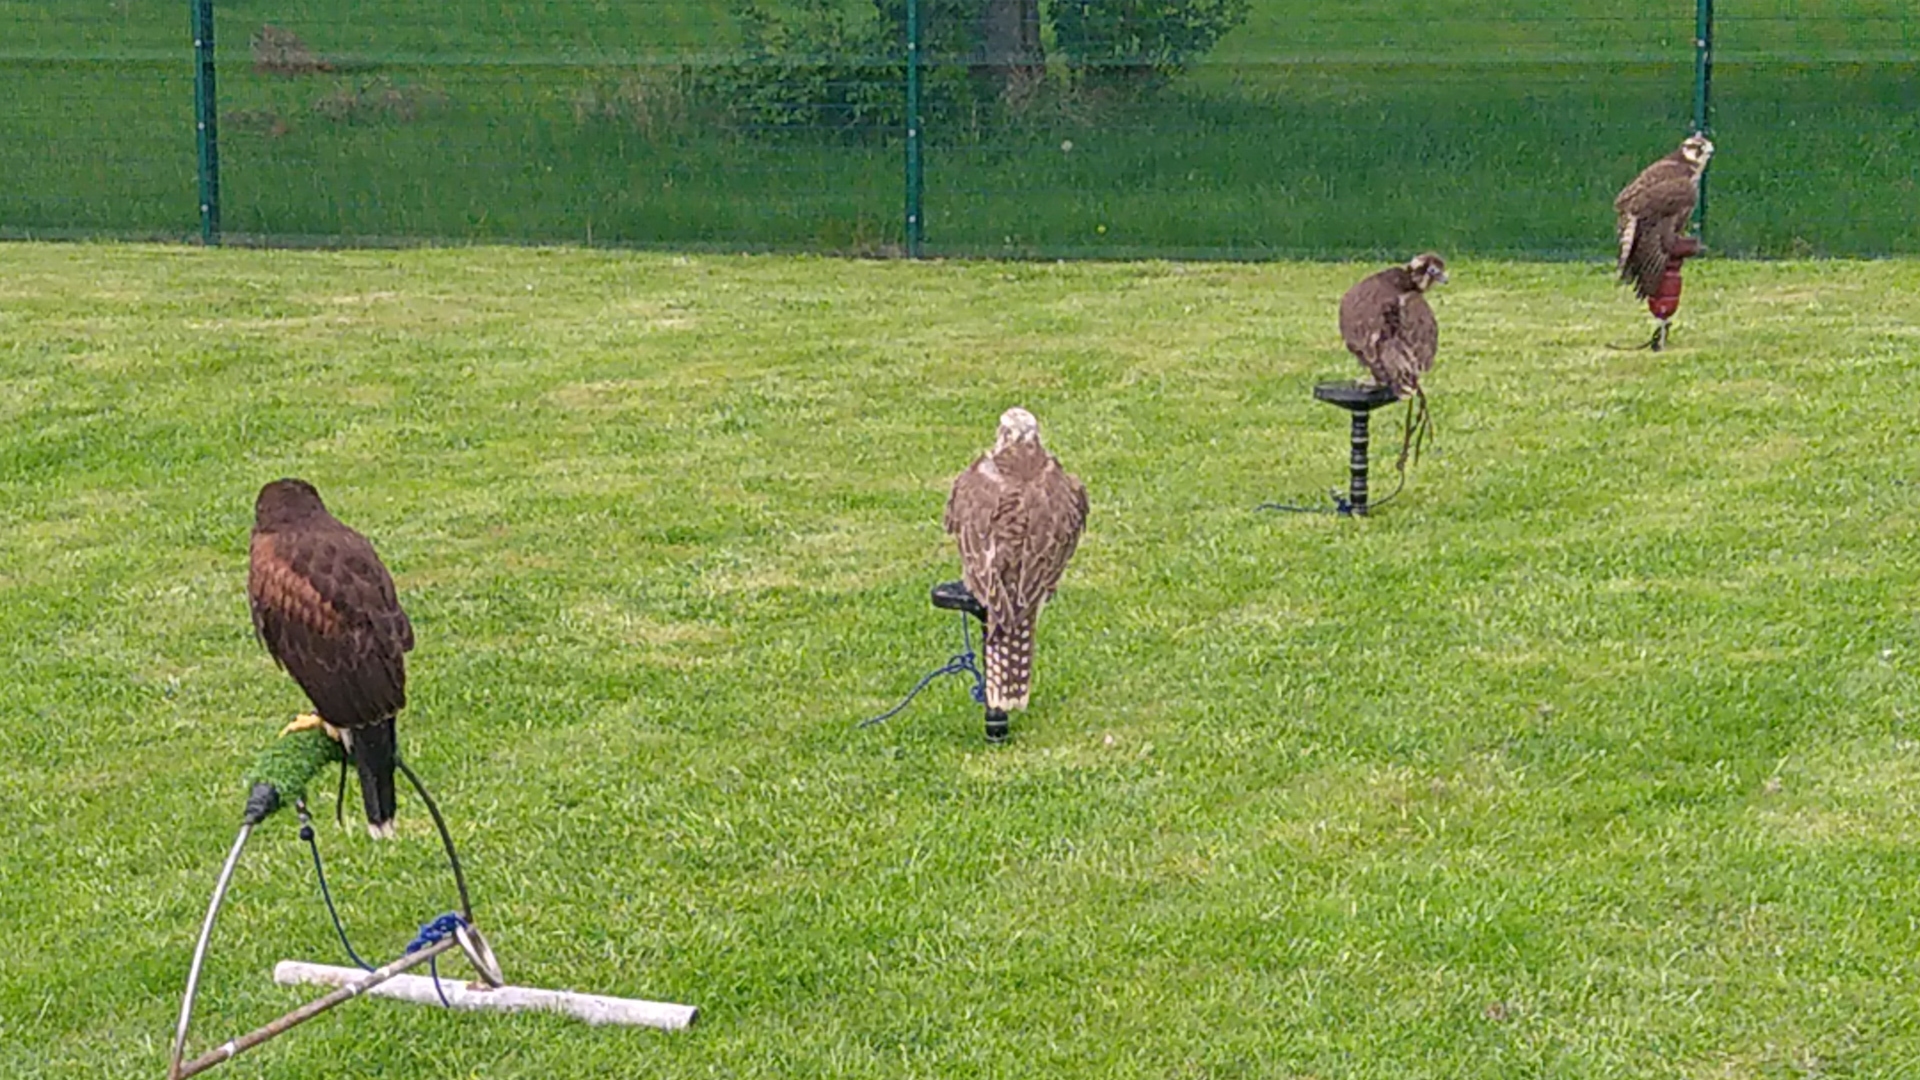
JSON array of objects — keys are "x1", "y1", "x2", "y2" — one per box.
[
  {"x1": 343, "y1": 719, "x2": 399, "y2": 839},
  {"x1": 984, "y1": 613, "x2": 1038, "y2": 712},
  {"x1": 1620, "y1": 219, "x2": 1670, "y2": 300},
  {"x1": 1616, "y1": 216, "x2": 1638, "y2": 283}
]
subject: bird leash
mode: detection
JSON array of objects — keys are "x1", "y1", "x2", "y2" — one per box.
[
  {"x1": 1606, "y1": 326, "x2": 1670, "y2": 351},
  {"x1": 296, "y1": 788, "x2": 468, "y2": 1007},
  {"x1": 288, "y1": 741, "x2": 483, "y2": 1007},
  {"x1": 1396, "y1": 384, "x2": 1435, "y2": 475},
  {"x1": 858, "y1": 612, "x2": 988, "y2": 728}
]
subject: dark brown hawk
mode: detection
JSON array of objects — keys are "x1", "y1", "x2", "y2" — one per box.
[
  {"x1": 1339, "y1": 252, "x2": 1447, "y2": 400},
  {"x1": 248, "y1": 478, "x2": 414, "y2": 838},
  {"x1": 1615, "y1": 133, "x2": 1714, "y2": 299},
  {"x1": 945, "y1": 408, "x2": 1088, "y2": 736}
]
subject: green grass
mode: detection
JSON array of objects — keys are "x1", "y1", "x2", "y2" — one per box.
[
  {"x1": 2, "y1": 1, "x2": 1916, "y2": 255},
  {"x1": 5, "y1": 243, "x2": 1920, "y2": 1077}
]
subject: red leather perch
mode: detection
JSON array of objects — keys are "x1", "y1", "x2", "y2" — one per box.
[{"x1": 1646, "y1": 235, "x2": 1704, "y2": 350}]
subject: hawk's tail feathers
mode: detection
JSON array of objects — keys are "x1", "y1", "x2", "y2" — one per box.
[
  {"x1": 1616, "y1": 216, "x2": 1638, "y2": 280},
  {"x1": 1617, "y1": 214, "x2": 1675, "y2": 299},
  {"x1": 344, "y1": 719, "x2": 399, "y2": 840},
  {"x1": 1625, "y1": 226, "x2": 1668, "y2": 300},
  {"x1": 984, "y1": 614, "x2": 1037, "y2": 712}
]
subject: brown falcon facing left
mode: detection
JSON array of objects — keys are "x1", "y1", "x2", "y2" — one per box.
[
  {"x1": 945, "y1": 407, "x2": 1088, "y2": 741},
  {"x1": 1615, "y1": 133, "x2": 1714, "y2": 299},
  {"x1": 249, "y1": 478, "x2": 414, "y2": 838}
]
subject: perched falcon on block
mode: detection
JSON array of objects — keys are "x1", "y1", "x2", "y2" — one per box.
[
  {"x1": 944, "y1": 408, "x2": 1088, "y2": 741},
  {"x1": 248, "y1": 479, "x2": 414, "y2": 838},
  {"x1": 1339, "y1": 252, "x2": 1447, "y2": 400},
  {"x1": 1615, "y1": 133, "x2": 1713, "y2": 299}
]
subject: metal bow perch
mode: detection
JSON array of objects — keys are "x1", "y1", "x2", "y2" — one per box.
[{"x1": 168, "y1": 726, "x2": 697, "y2": 1079}]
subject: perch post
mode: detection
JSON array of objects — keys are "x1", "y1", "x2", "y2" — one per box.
[{"x1": 1311, "y1": 381, "x2": 1403, "y2": 516}]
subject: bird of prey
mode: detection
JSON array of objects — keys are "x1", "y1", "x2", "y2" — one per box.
[
  {"x1": 1615, "y1": 133, "x2": 1714, "y2": 300},
  {"x1": 1340, "y1": 252, "x2": 1447, "y2": 469},
  {"x1": 944, "y1": 407, "x2": 1088, "y2": 741},
  {"x1": 1339, "y1": 252, "x2": 1447, "y2": 400},
  {"x1": 248, "y1": 479, "x2": 414, "y2": 838}
]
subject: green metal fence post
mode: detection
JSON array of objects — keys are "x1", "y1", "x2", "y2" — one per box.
[
  {"x1": 904, "y1": 0, "x2": 924, "y2": 258},
  {"x1": 192, "y1": 0, "x2": 221, "y2": 245},
  {"x1": 1692, "y1": 0, "x2": 1713, "y2": 239}
]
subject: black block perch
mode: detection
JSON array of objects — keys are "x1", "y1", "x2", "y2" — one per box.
[
  {"x1": 930, "y1": 579, "x2": 986, "y2": 624},
  {"x1": 1312, "y1": 380, "x2": 1403, "y2": 516},
  {"x1": 858, "y1": 583, "x2": 992, "y2": 737},
  {"x1": 933, "y1": 580, "x2": 1008, "y2": 742}
]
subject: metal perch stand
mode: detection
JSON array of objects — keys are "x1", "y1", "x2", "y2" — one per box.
[
  {"x1": 1312, "y1": 381, "x2": 1403, "y2": 516},
  {"x1": 930, "y1": 580, "x2": 1005, "y2": 742},
  {"x1": 172, "y1": 934, "x2": 464, "y2": 1079},
  {"x1": 169, "y1": 739, "x2": 695, "y2": 1078}
]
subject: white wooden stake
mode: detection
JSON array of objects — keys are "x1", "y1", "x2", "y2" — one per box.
[{"x1": 273, "y1": 961, "x2": 699, "y2": 1030}]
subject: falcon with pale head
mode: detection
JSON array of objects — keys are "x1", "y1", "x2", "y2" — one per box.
[
  {"x1": 944, "y1": 408, "x2": 1088, "y2": 741},
  {"x1": 1615, "y1": 133, "x2": 1714, "y2": 299}
]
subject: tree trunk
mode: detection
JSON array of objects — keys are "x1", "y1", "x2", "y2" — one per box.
[{"x1": 973, "y1": 0, "x2": 1043, "y2": 102}]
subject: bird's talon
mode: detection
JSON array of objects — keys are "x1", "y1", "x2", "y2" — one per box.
[{"x1": 280, "y1": 713, "x2": 342, "y2": 742}]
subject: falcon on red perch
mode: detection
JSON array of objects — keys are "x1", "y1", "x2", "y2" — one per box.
[{"x1": 1616, "y1": 133, "x2": 1714, "y2": 349}]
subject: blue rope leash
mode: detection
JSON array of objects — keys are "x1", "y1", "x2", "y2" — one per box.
[
  {"x1": 296, "y1": 803, "x2": 375, "y2": 973},
  {"x1": 406, "y1": 912, "x2": 467, "y2": 1008},
  {"x1": 858, "y1": 613, "x2": 987, "y2": 728}
]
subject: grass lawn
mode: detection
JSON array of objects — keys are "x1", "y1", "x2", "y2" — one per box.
[{"x1": 4, "y1": 243, "x2": 1920, "y2": 1077}]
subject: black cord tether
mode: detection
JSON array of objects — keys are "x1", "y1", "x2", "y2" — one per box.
[
  {"x1": 397, "y1": 757, "x2": 474, "y2": 925},
  {"x1": 297, "y1": 800, "x2": 375, "y2": 972},
  {"x1": 1259, "y1": 380, "x2": 1415, "y2": 516}
]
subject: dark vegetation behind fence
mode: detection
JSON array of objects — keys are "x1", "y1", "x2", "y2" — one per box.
[{"x1": 2, "y1": 0, "x2": 1915, "y2": 258}]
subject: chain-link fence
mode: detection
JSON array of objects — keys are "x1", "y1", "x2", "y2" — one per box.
[{"x1": 2, "y1": 1, "x2": 1914, "y2": 258}]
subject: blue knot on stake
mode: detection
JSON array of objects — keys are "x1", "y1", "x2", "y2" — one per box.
[
  {"x1": 407, "y1": 913, "x2": 468, "y2": 1007},
  {"x1": 859, "y1": 613, "x2": 987, "y2": 728},
  {"x1": 407, "y1": 913, "x2": 466, "y2": 954}
]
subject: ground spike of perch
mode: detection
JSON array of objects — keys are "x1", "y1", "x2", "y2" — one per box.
[
  {"x1": 273, "y1": 961, "x2": 699, "y2": 1030},
  {"x1": 1312, "y1": 380, "x2": 1403, "y2": 516}
]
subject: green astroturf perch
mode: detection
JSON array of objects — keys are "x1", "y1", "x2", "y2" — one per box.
[{"x1": 240, "y1": 725, "x2": 348, "y2": 825}]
